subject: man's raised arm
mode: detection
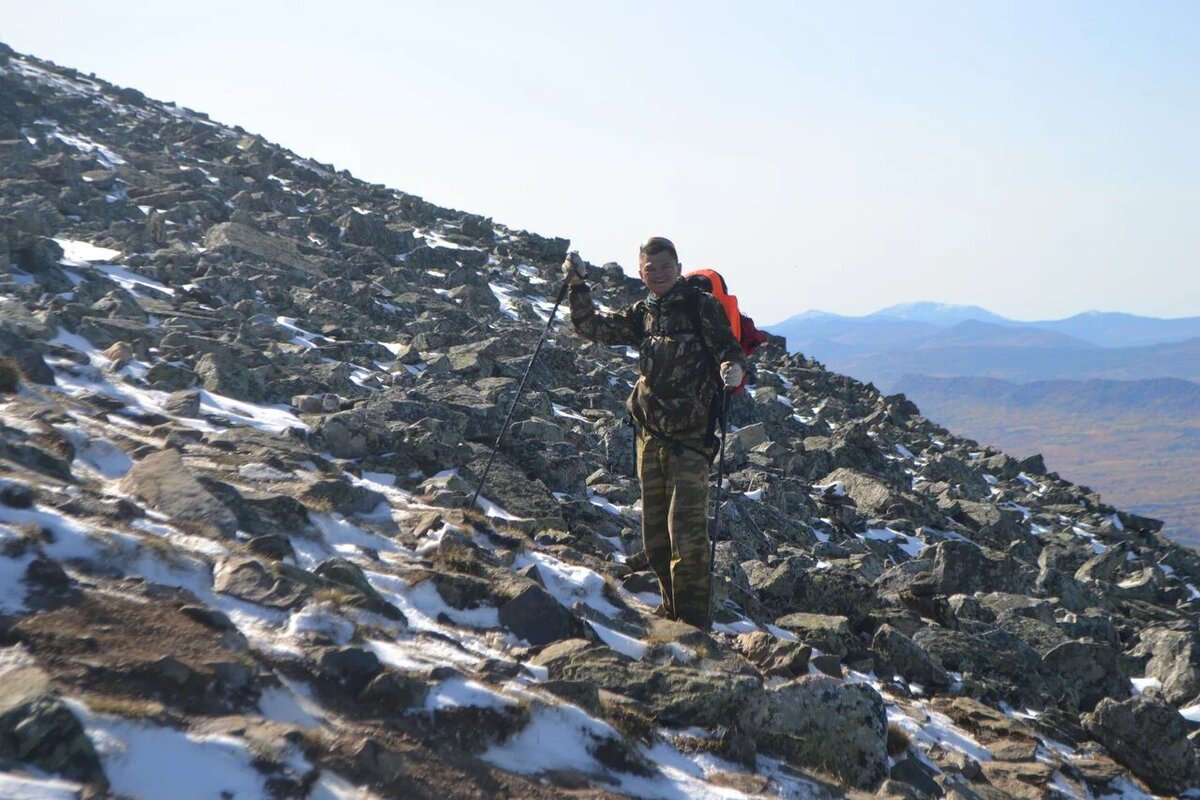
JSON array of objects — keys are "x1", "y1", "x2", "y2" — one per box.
[{"x1": 561, "y1": 252, "x2": 643, "y2": 347}]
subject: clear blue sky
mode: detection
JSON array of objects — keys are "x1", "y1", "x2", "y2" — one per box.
[{"x1": 6, "y1": 1, "x2": 1198, "y2": 323}]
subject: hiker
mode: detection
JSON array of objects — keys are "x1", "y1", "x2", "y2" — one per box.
[{"x1": 562, "y1": 237, "x2": 748, "y2": 629}]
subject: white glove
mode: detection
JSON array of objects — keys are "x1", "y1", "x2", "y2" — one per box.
[
  {"x1": 561, "y1": 251, "x2": 587, "y2": 286},
  {"x1": 720, "y1": 361, "x2": 745, "y2": 388}
]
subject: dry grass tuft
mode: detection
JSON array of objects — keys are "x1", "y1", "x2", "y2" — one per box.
[
  {"x1": 85, "y1": 693, "x2": 170, "y2": 722},
  {"x1": 0, "y1": 356, "x2": 21, "y2": 394},
  {"x1": 886, "y1": 721, "x2": 912, "y2": 756}
]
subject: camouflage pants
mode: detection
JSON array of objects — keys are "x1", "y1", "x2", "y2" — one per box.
[{"x1": 636, "y1": 427, "x2": 713, "y2": 628}]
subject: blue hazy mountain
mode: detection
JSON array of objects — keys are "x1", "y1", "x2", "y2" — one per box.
[
  {"x1": 864, "y1": 302, "x2": 1011, "y2": 325},
  {"x1": 768, "y1": 304, "x2": 1200, "y2": 376}
]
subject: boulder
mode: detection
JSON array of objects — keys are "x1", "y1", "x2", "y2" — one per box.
[
  {"x1": 147, "y1": 363, "x2": 199, "y2": 392},
  {"x1": 120, "y1": 448, "x2": 238, "y2": 537},
  {"x1": 734, "y1": 632, "x2": 812, "y2": 678},
  {"x1": 336, "y1": 210, "x2": 415, "y2": 255},
  {"x1": 927, "y1": 538, "x2": 1031, "y2": 596},
  {"x1": 773, "y1": 613, "x2": 856, "y2": 657},
  {"x1": 317, "y1": 646, "x2": 383, "y2": 693},
  {"x1": 818, "y1": 467, "x2": 898, "y2": 517},
  {"x1": 203, "y1": 221, "x2": 321, "y2": 274},
  {"x1": 214, "y1": 556, "x2": 310, "y2": 609},
  {"x1": 313, "y1": 406, "x2": 400, "y2": 459},
  {"x1": 760, "y1": 676, "x2": 889, "y2": 790},
  {"x1": 795, "y1": 566, "x2": 878, "y2": 625},
  {"x1": 497, "y1": 583, "x2": 578, "y2": 645},
  {"x1": 1130, "y1": 627, "x2": 1200, "y2": 705},
  {"x1": 195, "y1": 352, "x2": 262, "y2": 402},
  {"x1": 0, "y1": 661, "x2": 105, "y2": 785},
  {"x1": 871, "y1": 624, "x2": 951, "y2": 689},
  {"x1": 1082, "y1": 694, "x2": 1200, "y2": 795},
  {"x1": 313, "y1": 558, "x2": 406, "y2": 622},
  {"x1": 912, "y1": 626, "x2": 1047, "y2": 704},
  {"x1": 1041, "y1": 640, "x2": 1128, "y2": 712},
  {"x1": 0, "y1": 329, "x2": 55, "y2": 385},
  {"x1": 532, "y1": 639, "x2": 765, "y2": 730}
]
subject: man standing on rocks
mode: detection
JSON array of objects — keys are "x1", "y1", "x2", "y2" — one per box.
[{"x1": 562, "y1": 237, "x2": 748, "y2": 629}]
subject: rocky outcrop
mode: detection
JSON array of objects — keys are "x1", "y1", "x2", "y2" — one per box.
[{"x1": 1082, "y1": 695, "x2": 1200, "y2": 795}]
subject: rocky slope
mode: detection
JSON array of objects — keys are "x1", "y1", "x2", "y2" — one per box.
[{"x1": 2, "y1": 43, "x2": 1199, "y2": 800}]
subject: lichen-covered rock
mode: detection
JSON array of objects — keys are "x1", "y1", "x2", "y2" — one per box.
[
  {"x1": 759, "y1": 676, "x2": 888, "y2": 790},
  {"x1": 1082, "y1": 694, "x2": 1200, "y2": 795},
  {"x1": 1130, "y1": 626, "x2": 1200, "y2": 705},
  {"x1": 1041, "y1": 640, "x2": 1128, "y2": 712},
  {"x1": 871, "y1": 623, "x2": 951, "y2": 689},
  {"x1": 531, "y1": 639, "x2": 766, "y2": 730},
  {"x1": 0, "y1": 663, "x2": 105, "y2": 786}
]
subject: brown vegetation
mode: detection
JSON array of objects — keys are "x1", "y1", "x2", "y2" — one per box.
[
  {"x1": 0, "y1": 355, "x2": 21, "y2": 393},
  {"x1": 912, "y1": 398, "x2": 1200, "y2": 550}
]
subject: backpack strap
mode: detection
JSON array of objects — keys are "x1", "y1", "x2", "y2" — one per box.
[
  {"x1": 682, "y1": 286, "x2": 719, "y2": 379},
  {"x1": 681, "y1": 287, "x2": 727, "y2": 446}
]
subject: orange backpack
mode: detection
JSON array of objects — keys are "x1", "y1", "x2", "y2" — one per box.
[{"x1": 683, "y1": 269, "x2": 768, "y2": 357}]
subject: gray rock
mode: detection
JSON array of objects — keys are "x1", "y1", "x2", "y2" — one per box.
[
  {"x1": 313, "y1": 406, "x2": 400, "y2": 459},
  {"x1": 927, "y1": 538, "x2": 1031, "y2": 596},
  {"x1": 731, "y1": 422, "x2": 769, "y2": 451},
  {"x1": 292, "y1": 392, "x2": 341, "y2": 413},
  {"x1": 162, "y1": 389, "x2": 202, "y2": 417},
  {"x1": 796, "y1": 566, "x2": 878, "y2": 625},
  {"x1": 214, "y1": 555, "x2": 310, "y2": 609},
  {"x1": 204, "y1": 221, "x2": 321, "y2": 274},
  {"x1": 913, "y1": 626, "x2": 1045, "y2": 704},
  {"x1": 1082, "y1": 694, "x2": 1200, "y2": 795},
  {"x1": 120, "y1": 448, "x2": 238, "y2": 537},
  {"x1": 195, "y1": 351, "x2": 262, "y2": 402},
  {"x1": 773, "y1": 612, "x2": 856, "y2": 657},
  {"x1": 939, "y1": 498, "x2": 1027, "y2": 550},
  {"x1": 146, "y1": 362, "x2": 199, "y2": 391},
  {"x1": 301, "y1": 480, "x2": 386, "y2": 515},
  {"x1": 497, "y1": 583, "x2": 577, "y2": 645},
  {"x1": 336, "y1": 210, "x2": 415, "y2": 255},
  {"x1": 1041, "y1": 640, "x2": 1128, "y2": 712},
  {"x1": 532, "y1": 639, "x2": 765, "y2": 731},
  {"x1": 0, "y1": 662, "x2": 105, "y2": 785},
  {"x1": 818, "y1": 467, "x2": 898, "y2": 516},
  {"x1": 314, "y1": 558, "x2": 406, "y2": 622},
  {"x1": 510, "y1": 417, "x2": 564, "y2": 444},
  {"x1": 15, "y1": 236, "x2": 63, "y2": 271},
  {"x1": 872, "y1": 624, "x2": 951, "y2": 689},
  {"x1": 317, "y1": 646, "x2": 383, "y2": 693},
  {"x1": 1130, "y1": 627, "x2": 1200, "y2": 705},
  {"x1": 734, "y1": 631, "x2": 812, "y2": 678},
  {"x1": 0, "y1": 329, "x2": 55, "y2": 385},
  {"x1": 760, "y1": 676, "x2": 889, "y2": 790}
]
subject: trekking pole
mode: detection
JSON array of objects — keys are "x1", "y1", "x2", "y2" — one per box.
[
  {"x1": 470, "y1": 278, "x2": 571, "y2": 509},
  {"x1": 706, "y1": 391, "x2": 732, "y2": 630}
]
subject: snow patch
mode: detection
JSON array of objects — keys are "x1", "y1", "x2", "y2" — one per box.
[
  {"x1": 0, "y1": 773, "x2": 82, "y2": 800},
  {"x1": 70, "y1": 701, "x2": 273, "y2": 800},
  {"x1": 513, "y1": 551, "x2": 624, "y2": 619},
  {"x1": 424, "y1": 677, "x2": 515, "y2": 711}
]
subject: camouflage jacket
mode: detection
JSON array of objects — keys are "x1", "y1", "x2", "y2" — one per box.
[{"x1": 568, "y1": 278, "x2": 748, "y2": 436}]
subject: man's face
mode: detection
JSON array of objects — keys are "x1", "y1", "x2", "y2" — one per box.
[{"x1": 639, "y1": 250, "x2": 682, "y2": 297}]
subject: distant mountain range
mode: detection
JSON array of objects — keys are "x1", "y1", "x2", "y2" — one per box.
[{"x1": 768, "y1": 303, "x2": 1200, "y2": 386}]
